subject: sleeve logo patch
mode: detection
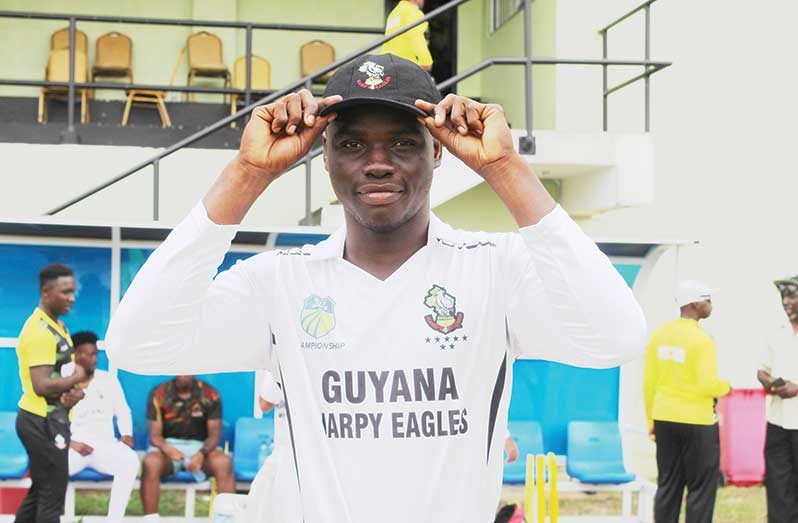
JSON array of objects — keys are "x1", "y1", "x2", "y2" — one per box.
[{"x1": 301, "y1": 295, "x2": 337, "y2": 339}]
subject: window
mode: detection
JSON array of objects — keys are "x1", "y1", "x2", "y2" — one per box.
[{"x1": 492, "y1": 0, "x2": 525, "y2": 32}]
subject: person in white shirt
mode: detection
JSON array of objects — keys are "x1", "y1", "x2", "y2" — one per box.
[
  {"x1": 68, "y1": 332, "x2": 139, "y2": 523},
  {"x1": 106, "y1": 53, "x2": 646, "y2": 523},
  {"x1": 758, "y1": 275, "x2": 798, "y2": 523},
  {"x1": 246, "y1": 371, "x2": 301, "y2": 522}
]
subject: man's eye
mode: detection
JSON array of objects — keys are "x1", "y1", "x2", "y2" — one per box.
[
  {"x1": 393, "y1": 140, "x2": 416, "y2": 148},
  {"x1": 341, "y1": 141, "x2": 363, "y2": 150}
]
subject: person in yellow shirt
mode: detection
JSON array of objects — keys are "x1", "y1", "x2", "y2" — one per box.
[
  {"x1": 15, "y1": 263, "x2": 87, "y2": 523},
  {"x1": 383, "y1": 0, "x2": 434, "y2": 72},
  {"x1": 643, "y1": 280, "x2": 730, "y2": 523}
]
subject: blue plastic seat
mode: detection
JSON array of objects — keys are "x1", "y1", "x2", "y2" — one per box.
[
  {"x1": 70, "y1": 467, "x2": 113, "y2": 481},
  {"x1": 233, "y1": 417, "x2": 275, "y2": 482},
  {"x1": 503, "y1": 420, "x2": 544, "y2": 484},
  {"x1": 566, "y1": 421, "x2": 635, "y2": 484},
  {"x1": 0, "y1": 411, "x2": 28, "y2": 479}
]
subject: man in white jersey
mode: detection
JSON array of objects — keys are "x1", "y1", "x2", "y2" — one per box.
[
  {"x1": 68, "y1": 332, "x2": 139, "y2": 523},
  {"x1": 106, "y1": 53, "x2": 646, "y2": 523},
  {"x1": 246, "y1": 371, "x2": 301, "y2": 521}
]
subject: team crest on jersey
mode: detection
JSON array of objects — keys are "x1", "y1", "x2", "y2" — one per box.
[
  {"x1": 300, "y1": 295, "x2": 337, "y2": 339},
  {"x1": 356, "y1": 61, "x2": 392, "y2": 90},
  {"x1": 423, "y1": 285, "x2": 464, "y2": 334}
]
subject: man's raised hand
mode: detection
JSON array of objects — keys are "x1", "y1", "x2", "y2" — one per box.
[
  {"x1": 415, "y1": 94, "x2": 517, "y2": 180},
  {"x1": 238, "y1": 89, "x2": 342, "y2": 182}
]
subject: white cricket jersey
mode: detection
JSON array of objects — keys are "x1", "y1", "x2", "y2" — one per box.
[
  {"x1": 260, "y1": 371, "x2": 289, "y2": 447},
  {"x1": 69, "y1": 369, "x2": 133, "y2": 447},
  {"x1": 107, "y1": 202, "x2": 646, "y2": 523}
]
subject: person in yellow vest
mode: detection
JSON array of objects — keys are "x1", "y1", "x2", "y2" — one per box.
[
  {"x1": 383, "y1": 0, "x2": 434, "y2": 72},
  {"x1": 643, "y1": 280, "x2": 731, "y2": 523},
  {"x1": 15, "y1": 263, "x2": 87, "y2": 523}
]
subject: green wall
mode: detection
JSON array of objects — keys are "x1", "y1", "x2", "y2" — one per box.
[
  {"x1": 433, "y1": 179, "x2": 560, "y2": 232},
  {"x1": 456, "y1": 0, "x2": 556, "y2": 130}
]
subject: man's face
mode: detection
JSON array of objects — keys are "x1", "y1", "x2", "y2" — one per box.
[
  {"x1": 323, "y1": 106, "x2": 441, "y2": 233},
  {"x1": 697, "y1": 299, "x2": 713, "y2": 319},
  {"x1": 74, "y1": 343, "x2": 98, "y2": 373},
  {"x1": 782, "y1": 291, "x2": 798, "y2": 321},
  {"x1": 41, "y1": 276, "x2": 76, "y2": 317},
  {"x1": 175, "y1": 375, "x2": 195, "y2": 389}
]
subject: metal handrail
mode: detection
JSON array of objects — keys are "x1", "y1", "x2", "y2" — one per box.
[
  {"x1": 597, "y1": 0, "x2": 657, "y2": 34},
  {"x1": 598, "y1": 0, "x2": 660, "y2": 131},
  {"x1": 42, "y1": 0, "x2": 472, "y2": 218},
  {"x1": 36, "y1": 0, "x2": 670, "y2": 221}
]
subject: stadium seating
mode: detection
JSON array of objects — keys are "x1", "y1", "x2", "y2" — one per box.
[
  {"x1": 230, "y1": 54, "x2": 272, "y2": 124},
  {"x1": 92, "y1": 31, "x2": 133, "y2": 84},
  {"x1": 0, "y1": 412, "x2": 28, "y2": 480},
  {"x1": 502, "y1": 420, "x2": 543, "y2": 484},
  {"x1": 300, "y1": 39, "x2": 335, "y2": 88},
  {"x1": 566, "y1": 421, "x2": 635, "y2": 484},
  {"x1": 233, "y1": 416, "x2": 275, "y2": 482},
  {"x1": 186, "y1": 31, "x2": 230, "y2": 102}
]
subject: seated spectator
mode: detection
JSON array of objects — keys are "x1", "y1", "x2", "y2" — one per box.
[
  {"x1": 68, "y1": 331, "x2": 139, "y2": 523},
  {"x1": 140, "y1": 375, "x2": 233, "y2": 521}
]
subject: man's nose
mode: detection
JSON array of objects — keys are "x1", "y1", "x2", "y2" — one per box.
[{"x1": 364, "y1": 147, "x2": 394, "y2": 178}]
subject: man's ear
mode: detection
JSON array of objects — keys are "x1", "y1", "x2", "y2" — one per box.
[
  {"x1": 322, "y1": 132, "x2": 330, "y2": 173},
  {"x1": 433, "y1": 138, "x2": 442, "y2": 169}
]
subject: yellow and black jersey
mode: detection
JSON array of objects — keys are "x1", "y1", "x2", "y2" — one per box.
[{"x1": 16, "y1": 307, "x2": 74, "y2": 418}]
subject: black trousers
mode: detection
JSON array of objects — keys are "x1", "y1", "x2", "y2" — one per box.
[
  {"x1": 653, "y1": 420, "x2": 720, "y2": 523},
  {"x1": 14, "y1": 409, "x2": 70, "y2": 523},
  {"x1": 765, "y1": 422, "x2": 798, "y2": 523}
]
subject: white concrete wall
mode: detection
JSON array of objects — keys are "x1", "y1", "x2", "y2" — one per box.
[{"x1": 556, "y1": 0, "x2": 798, "y2": 477}]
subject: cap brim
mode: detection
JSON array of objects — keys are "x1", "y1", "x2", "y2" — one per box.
[{"x1": 319, "y1": 97, "x2": 426, "y2": 117}]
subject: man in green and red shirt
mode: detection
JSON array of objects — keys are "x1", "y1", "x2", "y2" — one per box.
[{"x1": 140, "y1": 376, "x2": 233, "y2": 522}]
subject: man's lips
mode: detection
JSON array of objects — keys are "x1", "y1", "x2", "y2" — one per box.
[{"x1": 356, "y1": 184, "x2": 403, "y2": 205}]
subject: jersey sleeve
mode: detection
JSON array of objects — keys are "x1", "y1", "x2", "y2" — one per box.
[
  {"x1": 407, "y1": 15, "x2": 433, "y2": 66},
  {"x1": 503, "y1": 205, "x2": 647, "y2": 367},
  {"x1": 694, "y1": 338, "x2": 731, "y2": 398},
  {"x1": 259, "y1": 371, "x2": 283, "y2": 404},
  {"x1": 145, "y1": 388, "x2": 160, "y2": 422},
  {"x1": 760, "y1": 336, "x2": 774, "y2": 373},
  {"x1": 106, "y1": 201, "x2": 274, "y2": 375},
  {"x1": 110, "y1": 375, "x2": 134, "y2": 437},
  {"x1": 206, "y1": 389, "x2": 222, "y2": 420},
  {"x1": 642, "y1": 333, "x2": 659, "y2": 430},
  {"x1": 19, "y1": 326, "x2": 56, "y2": 368}
]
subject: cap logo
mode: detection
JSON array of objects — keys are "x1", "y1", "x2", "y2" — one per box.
[{"x1": 356, "y1": 61, "x2": 392, "y2": 90}]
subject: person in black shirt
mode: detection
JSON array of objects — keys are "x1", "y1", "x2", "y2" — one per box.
[{"x1": 140, "y1": 376, "x2": 233, "y2": 521}]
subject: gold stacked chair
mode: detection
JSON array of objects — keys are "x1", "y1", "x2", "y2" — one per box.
[
  {"x1": 230, "y1": 54, "x2": 271, "y2": 126},
  {"x1": 186, "y1": 31, "x2": 230, "y2": 102}
]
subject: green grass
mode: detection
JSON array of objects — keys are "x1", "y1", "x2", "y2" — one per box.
[
  {"x1": 75, "y1": 489, "x2": 211, "y2": 517},
  {"x1": 498, "y1": 484, "x2": 766, "y2": 523},
  {"x1": 74, "y1": 484, "x2": 767, "y2": 522}
]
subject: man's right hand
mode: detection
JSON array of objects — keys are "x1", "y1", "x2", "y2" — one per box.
[
  {"x1": 772, "y1": 381, "x2": 798, "y2": 399},
  {"x1": 237, "y1": 89, "x2": 342, "y2": 183},
  {"x1": 162, "y1": 445, "x2": 185, "y2": 462},
  {"x1": 70, "y1": 440, "x2": 93, "y2": 456}
]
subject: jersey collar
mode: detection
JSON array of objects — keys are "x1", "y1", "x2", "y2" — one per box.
[{"x1": 308, "y1": 212, "x2": 451, "y2": 260}]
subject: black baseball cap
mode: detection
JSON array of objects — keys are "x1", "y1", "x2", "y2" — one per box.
[{"x1": 319, "y1": 53, "x2": 441, "y2": 117}]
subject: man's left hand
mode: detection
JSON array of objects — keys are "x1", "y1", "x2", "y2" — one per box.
[
  {"x1": 60, "y1": 387, "x2": 85, "y2": 409},
  {"x1": 120, "y1": 435, "x2": 135, "y2": 448},
  {"x1": 415, "y1": 95, "x2": 517, "y2": 180},
  {"x1": 186, "y1": 451, "x2": 204, "y2": 473}
]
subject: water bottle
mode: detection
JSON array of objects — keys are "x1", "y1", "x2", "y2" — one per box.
[{"x1": 257, "y1": 435, "x2": 270, "y2": 468}]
